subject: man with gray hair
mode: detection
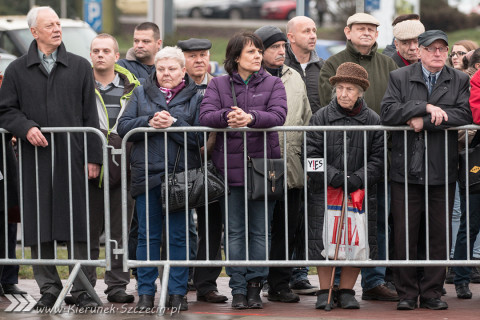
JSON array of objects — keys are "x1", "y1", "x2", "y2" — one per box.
[
  {"x1": 391, "y1": 19, "x2": 425, "y2": 67},
  {"x1": 318, "y1": 12, "x2": 398, "y2": 302},
  {"x1": 0, "y1": 6, "x2": 102, "y2": 310},
  {"x1": 381, "y1": 30, "x2": 472, "y2": 310}
]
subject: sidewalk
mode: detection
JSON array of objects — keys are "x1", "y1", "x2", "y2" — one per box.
[{"x1": 1, "y1": 275, "x2": 480, "y2": 319}]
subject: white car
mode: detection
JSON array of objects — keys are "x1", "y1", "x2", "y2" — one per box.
[
  {"x1": 0, "y1": 16, "x2": 97, "y2": 61},
  {"x1": 0, "y1": 52, "x2": 16, "y2": 74}
]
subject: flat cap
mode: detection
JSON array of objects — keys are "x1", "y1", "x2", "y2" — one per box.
[
  {"x1": 177, "y1": 38, "x2": 212, "y2": 51},
  {"x1": 393, "y1": 20, "x2": 425, "y2": 40},
  {"x1": 418, "y1": 30, "x2": 448, "y2": 47},
  {"x1": 346, "y1": 13, "x2": 380, "y2": 27}
]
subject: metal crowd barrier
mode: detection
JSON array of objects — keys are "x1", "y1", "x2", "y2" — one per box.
[
  {"x1": 2, "y1": 125, "x2": 480, "y2": 314},
  {"x1": 0, "y1": 127, "x2": 110, "y2": 313},
  {"x1": 120, "y1": 125, "x2": 480, "y2": 313}
]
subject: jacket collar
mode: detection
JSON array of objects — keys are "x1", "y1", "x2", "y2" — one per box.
[
  {"x1": 346, "y1": 40, "x2": 378, "y2": 60},
  {"x1": 285, "y1": 43, "x2": 322, "y2": 67},
  {"x1": 327, "y1": 98, "x2": 369, "y2": 124},
  {"x1": 408, "y1": 62, "x2": 454, "y2": 103},
  {"x1": 144, "y1": 72, "x2": 197, "y2": 108},
  {"x1": 230, "y1": 68, "x2": 268, "y2": 86},
  {"x1": 26, "y1": 40, "x2": 68, "y2": 68}
]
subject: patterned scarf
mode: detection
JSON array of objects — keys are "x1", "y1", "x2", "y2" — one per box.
[{"x1": 157, "y1": 79, "x2": 186, "y2": 104}]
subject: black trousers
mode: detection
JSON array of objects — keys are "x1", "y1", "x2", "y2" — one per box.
[
  {"x1": 1, "y1": 223, "x2": 19, "y2": 284},
  {"x1": 193, "y1": 201, "x2": 223, "y2": 296},
  {"x1": 267, "y1": 188, "x2": 303, "y2": 291},
  {"x1": 391, "y1": 182, "x2": 454, "y2": 300}
]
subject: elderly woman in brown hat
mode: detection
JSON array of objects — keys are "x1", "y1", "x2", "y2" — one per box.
[{"x1": 306, "y1": 62, "x2": 384, "y2": 309}]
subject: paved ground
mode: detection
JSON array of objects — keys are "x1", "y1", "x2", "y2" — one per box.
[{"x1": 1, "y1": 275, "x2": 480, "y2": 319}]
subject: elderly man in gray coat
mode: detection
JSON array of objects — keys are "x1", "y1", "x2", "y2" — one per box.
[{"x1": 0, "y1": 6, "x2": 102, "y2": 310}]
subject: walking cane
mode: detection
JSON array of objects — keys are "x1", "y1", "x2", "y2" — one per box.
[{"x1": 325, "y1": 194, "x2": 347, "y2": 311}]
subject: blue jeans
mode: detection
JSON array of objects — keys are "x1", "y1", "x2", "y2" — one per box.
[
  {"x1": 361, "y1": 184, "x2": 389, "y2": 291},
  {"x1": 453, "y1": 192, "x2": 480, "y2": 285},
  {"x1": 223, "y1": 186, "x2": 274, "y2": 295},
  {"x1": 451, "y1": 183, "x2": 480, "y2": 258},
  {"x1": 136, "y1": 185, "x2": 188, "y2": 296}
]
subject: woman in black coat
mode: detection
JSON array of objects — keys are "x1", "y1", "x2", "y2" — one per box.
[{"x1": 306, "y1": 63, "x2": 384, "y2": 309}]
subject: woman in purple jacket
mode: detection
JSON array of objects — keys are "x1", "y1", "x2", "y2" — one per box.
[{"x1": 199, "y1": 32, "x2": 287, "y2": 310}]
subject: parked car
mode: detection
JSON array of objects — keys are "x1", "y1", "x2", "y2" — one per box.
[
  {"x1": 315, "y1": 39, "x2": 345, "y2": 60},
  {"x1": 201, "y1": 0, "x2": 270, "y2": 19},
  {"x1": 175, "y1": 0, "x2": 212, "y2": 18},
  {"x1": 0, "y1": 51, "x2": 16, "y2": 74},
  {"x1": 0, "y1": 16, "x2": 97, "y2": 61},
  {"x1": 261, "y1": 0, "x2": 296, "y2": 20}
]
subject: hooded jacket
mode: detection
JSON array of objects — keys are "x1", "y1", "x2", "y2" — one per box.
[{"x1": 199, "y1": 68, "x2": 287, "y2": 186}]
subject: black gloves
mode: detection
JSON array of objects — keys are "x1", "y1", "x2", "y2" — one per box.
[
  {"x1": 330, "y1": 172, "x2": 344, "y2": 188},
  {"x1": 330, "y1": 172, "x2": 363, "y2": 193},
  {"x1": 347, "y1": 174, "x2": 362, "y2": 193}
]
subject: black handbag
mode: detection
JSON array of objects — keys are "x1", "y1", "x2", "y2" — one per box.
[
  {"x1": 228, "y1": 80, "x2": 285, "y2": 201},
  {"x1": 247, "y1": 158, "x2": 285, "y2": 201},
  {"x1": 161, "y1": 136, "x2": 225, "y2": 212},
  {"x1": 459, "y1": 133, "x2": 480, "y2": 193}
]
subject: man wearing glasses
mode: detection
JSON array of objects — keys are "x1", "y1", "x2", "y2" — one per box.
[{"x1": 381, "y1": 30, "x2": 472, "y2": 310}]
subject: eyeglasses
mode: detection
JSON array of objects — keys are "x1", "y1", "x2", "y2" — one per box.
[
  {"x1": 422, "y1": 46, "x2": 449, "y2": 53},
  {"x1": 449, "y1": 51, "x2": 467, "y2": 58}
]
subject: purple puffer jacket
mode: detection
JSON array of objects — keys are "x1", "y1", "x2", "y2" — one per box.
[{"x1": 199, "y1": 68, "x2": 287, "y2": 186}]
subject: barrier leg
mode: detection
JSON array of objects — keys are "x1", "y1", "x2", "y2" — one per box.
[
  {"x1": 52, "y1": 262, "x2": 103, "y2": 314},
  {"x1": 157, "y1": 263, "x2": 170, "y2": 315}
]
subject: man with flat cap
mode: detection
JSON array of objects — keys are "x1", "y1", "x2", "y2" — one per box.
[
  {"x1": 177, "y1": 38, "x2": 228, "y2": 303},
  {"x1": 318, "y1": 11, "x2": 399, "y2": 303},
  {"x1": 391, "y1": 20, "x2": 425, "y2": 67},
  {"x1": 177, "y1": 38, "x2": 212, "y2": 95},
  {"x1": 381, "y1": 30, "x2": 472, "y2": 310},
  {"x1": 254, "y1": 25, "x2": 312, "y2": 303}
]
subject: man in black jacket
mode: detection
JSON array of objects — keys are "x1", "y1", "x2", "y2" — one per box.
[
  {"x1": 381, "y1": 30, "x2": 472, "y2": 311},
  {"x1": 285, "y1": 15, "x2": 324, "y2": 114}
]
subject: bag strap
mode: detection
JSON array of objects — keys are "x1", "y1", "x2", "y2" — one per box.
[
  {"x1": 230, "y1": 79, "x2": 237, "y2": 106},
  {"x1": 171, "y1": 134, "x2": 205, "y2": 178}
]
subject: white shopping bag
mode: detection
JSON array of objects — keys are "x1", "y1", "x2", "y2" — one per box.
[{"x1": 321, "y1": 187, "x2": 369, "y2": 260}]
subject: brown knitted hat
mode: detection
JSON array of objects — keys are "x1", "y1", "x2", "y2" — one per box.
[{"x1": 329, "y1": 62, "x2": 370, "y2": 91}]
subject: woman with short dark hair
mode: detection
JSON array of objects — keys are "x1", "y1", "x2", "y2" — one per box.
[{"x1": 199, "y1": 32, "x2": 287, "y2": 310}]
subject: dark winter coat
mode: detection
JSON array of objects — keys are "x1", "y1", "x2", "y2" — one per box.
[
  {"x1": 0, "y1": 40, "x2": 102, "y2": 246},
  {"x1": 285, "y1": 44, "x2": 324, "y2": 114},
  {"x1": 306, "y1": 98, "x2": 384, "y2": 260},
  {"x1": 381, "y1": 63, "x2": 472, "y2": 185},
  {"x1": 199, "y1": 68, "x2": 287, "y2": 186},
  {"x1": 117, "y1": 73, "x2": 203, "y2": 198},
  {"x1": 117, "y1": 48, "x2": 155, "y2": 81},
  {"x1": 0, "y1": 137, "x2": 18, "y2": 222}
]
